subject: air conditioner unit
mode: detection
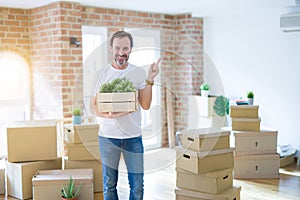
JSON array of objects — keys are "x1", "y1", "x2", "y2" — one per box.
[{"x1": 280, "y1": 12, "x2": 300, "y2": 32}]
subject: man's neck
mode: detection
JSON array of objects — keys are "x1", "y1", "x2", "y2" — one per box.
[{"x1": 111, "y1": 62, "x2": 128, "y2": 70}]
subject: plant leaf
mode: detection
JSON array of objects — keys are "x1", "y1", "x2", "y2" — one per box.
[{"x1": 213, "y1": 95, "x2": 230, "y2": 116}]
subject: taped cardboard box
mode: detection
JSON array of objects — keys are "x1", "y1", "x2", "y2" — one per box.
[
  {"x1": 188, "y1": 96, "x2": 217, "y2": 117},
  {"x1": 32, "y1": 168, "x2": 93, "y2": 200},
  {"x1": 64, "y1": 157, "x2": 103, "y2": 192},
  {"x1": 230, "y1": 105, "x2": 259, "y2": 118},
  {"x1": 176, "y1": 146, "x2": 234, "y2": 174},
  {"x1": 66, "y1": 142, "x2": 100, "y2": 161},
  {"x1": 175, "y1": 186, "x2": 241, "y2": 200},
  {"x1": 0, "y1": 168, "x2": 4, "y2": 195},
  {"x1": 234, "y1": 130, "x2": 277, "y2": 156},
  {"x1": 64, "y1": 123, "x2": 99, "y2": 144},
  {"x1": 234, "y1": 154, "x2": 280, "y2": 179},
  {"x1": 181, "y1": 128, "x2": 230, "y2": 152},
  {"x1": 6, "y1": 120, "x2": 58, "y2": 162},
  {"x1": 96, "y1": 92, "x2": 138, "y2": 112},
  {"x1": 231, "y1": 118, "x2": 261, "y2": 131},
  {"x1": 6, "y1": 158, "x2": 62, "y2": 200},
  {"x1": 176, "y1": 168, "x2": 233, "y2": 195}
]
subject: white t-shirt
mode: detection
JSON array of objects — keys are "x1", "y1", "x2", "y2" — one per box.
[{"x1": 92, "y1": 63, "x2": 147, "y2": 139}]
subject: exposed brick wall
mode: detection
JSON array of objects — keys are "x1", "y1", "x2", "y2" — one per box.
[{"x1": 0, "y1": 2, "x2": 203, "y2": 147}]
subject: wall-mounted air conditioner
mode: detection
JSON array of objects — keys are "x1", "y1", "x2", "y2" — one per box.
[{"x1": 280, "y1": 12, "x2": 300, "y2": 32}]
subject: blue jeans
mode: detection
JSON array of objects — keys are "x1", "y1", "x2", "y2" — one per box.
[{"x1": 99, "y1": 136, "x2": 144, "y2": 200}]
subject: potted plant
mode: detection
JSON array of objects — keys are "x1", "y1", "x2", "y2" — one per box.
[
  {"x1": 247, "y1": 91, "x2": 254, "y2": 105},
  {"x1": 72, "y1": 108, "x2": 82, "y2": 125},
  {"x1": 200, "y1": 83, "x2": 210, "y2": 97},
  {"x1": 61, "y1": 176, "x2": 82, "y2": 200}
]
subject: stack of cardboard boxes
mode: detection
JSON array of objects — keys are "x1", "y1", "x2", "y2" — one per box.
[
  {"x1": 63, "y1": 123, "x2": 103, "y2": 192},
  {"x1": 230, "y1": 105, "x2": 280, "y2": 179},
  {"x1": 175, "y1": 128, "x2": 241, "y2": 200},
  {"x1": 5, "y1": 120, "x2": 62, "y2": 199}
]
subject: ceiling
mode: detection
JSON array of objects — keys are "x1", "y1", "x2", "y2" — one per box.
[{"x1": 0, "y1": 0, "x2": 298, "y2": 17}]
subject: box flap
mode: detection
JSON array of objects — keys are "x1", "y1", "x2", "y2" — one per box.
[
  {"x1": 33, "y1": 168, "x2": 93, "y2": 185},
  {"x1": 234, "y1": 154, "x2": 280, "y2": 160},
  {"x1": 234, "y1": 129, "x2": 277, "y2": 137},
  {"x1": 230, "y1": 105, "x2": 259, "y2": 109},
  {"x1": 175, "y1": 146, "x2": 233, "y2": 158},
  {"x1": 7, "y1": 120, "x2": 56, "y2": 128},
  {"x1": 74, "y1": 123, "x2": 99, "y2": 130},
  {"x1": 181, "y1": 128, "x2": 230, "y2": 139},
  {"x1": 231, "y1": 118, "x2": 261, "y2": 122},
  {"x1": 176, "y1": 167, "x2": 233, "y2": 179}
]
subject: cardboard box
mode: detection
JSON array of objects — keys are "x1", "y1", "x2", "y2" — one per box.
[
  {"x1": 6, "y1": 120, "x2": 58, "y2": 162},
  {"x1": 175, "y1": 186, "x2": 241, "y2": 200},
  {"x1": 176, "y1": 146, "x2": 234, "y2": 174},
  {"x1": 188, "y1": 96, "x2": 217, "y2": 117},
  {"x1": 0, "y1": 168, "x2": 4, "y2": 195},
  {"x1": 181, "y1": 128, "x2": 230, "y2": 152},
  {"x1": 280, "y1": 154, "x2": 295, "y2": 167},
  {"x1": 6, "y1": 158, "x2": 62, "y2": 200},
  {"x1": 64, "y1": 123, "x2": 99, "y2": 144},
  {"x1": 66, "y1": 142, "x2": 100, "y2": 161},
  {"x1": 230, "y1": 105, "x2": 259, "y2": 118},
  {"x1": 234, "y1": 154, "x2": 280, "y2": 179},
  {"x1": 64, "y1": 158, "x2": 103, "y2": 192},
  {"x1": 176, "y1": 168, "x2": 233, "y2": 194},
  {"x1": 96, "y1": 92, "x2": 138, "y2": 112},
  {"x1": 231, "y1": 118, "x2": 261, "y2": 131},
  {"x1": 234, "y1": 130, "x2": 277, "y2": 156},
  {"x1": 32, "y1": 168, "x2": 94, "y2": 200}
]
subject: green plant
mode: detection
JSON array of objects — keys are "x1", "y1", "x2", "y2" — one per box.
[
  {"x1": 72, "y1": 108, "x2": 82, "y2": 116},
  {"x1": 213, "y1": 95, "x2": 230, "y2": 117},
  {"x1": 99, "y1": 77, "x2": 136, "y2": 93},
  {"x1": 61, "y1": 176, "x2": 82, "y2": 199},
  {"x1": 200, "y1": 83, "x2": 210, "y2": 91},
  {"x1": 247, "y1": 91, "x2": 254, "y2": 98}
]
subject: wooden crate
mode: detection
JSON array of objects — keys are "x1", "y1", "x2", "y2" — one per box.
[
  {"x1": 230, "y1": 105, "x2": 259, "y2": 118},
  {"x1": 6, "y1": 158, "x2": 62, "y2": 200},
  {"x1": 176, "y1": 146, "x2": 234, "y2": 174},
  {"x1": 6, "y1": 120, "x2": 58, "y2": 162},
  {"x1": 234, "y1": 154, "x2": 280, "y2": 179},
  {"x1": 96, "y1": 92, "x2": 138, "y2": 112},
  {"x1": 176, "y1": 168, "x2": 233, "y2": 194},
  {"x1": 175, "y1": 186, "x2": 241, "y2": 200},
  {"x1": 32, "y1": 168, "x2": 94, "y2": 200},
  {"x1": 181, "y1": 128, "x2": 230, "y2": 152},
  {"x1": 64, "y1": 123, "x2": 99, "y2": 144},
  {"x1": 234, "y1": 130, "x2": 277, "y2": 156},
  {"x1": 231, "y1": 118, "x2": 261, "y2": 131}
]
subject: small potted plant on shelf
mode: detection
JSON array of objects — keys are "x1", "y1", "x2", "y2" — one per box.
[
  {"x1": 247, "y1": 91, "x2": 254, "y2": 105},
  {"x1": 72, "y1": 107, "x2": 82, "y2": 125},
  {"x1": 61, "y1": 176, "x2": 82, "y2": 200},
  {"x1": 200, "y1": 83, "x2": 210, "y2": 97}
]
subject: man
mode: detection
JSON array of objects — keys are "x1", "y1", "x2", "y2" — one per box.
[{"x1": 90, "y1": 30, "x2": 160, "y2": 200}]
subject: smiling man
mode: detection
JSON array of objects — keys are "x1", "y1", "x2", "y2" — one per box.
[{"x1": 91, "y1": 30, "x2": 160, "y2": 200}]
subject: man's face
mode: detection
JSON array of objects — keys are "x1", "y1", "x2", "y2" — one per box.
[{"x1": 111, "y1": 37, "x2": 131, "y2": 67}]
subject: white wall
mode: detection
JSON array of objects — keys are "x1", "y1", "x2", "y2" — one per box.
[{"x1": 204, "y1": 7, "x2": 300, "y2": 149}]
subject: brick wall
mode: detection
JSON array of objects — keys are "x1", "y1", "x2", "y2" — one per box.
[{"x1": 0, "y1": 2, "x2": 203, "y2": 146}]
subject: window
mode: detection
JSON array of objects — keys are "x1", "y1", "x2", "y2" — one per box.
[
  {"x1": 82, "y1": 26, "x2": 107, "y2": 116},
  {"x1": 0, "y1": 52, "x2": 30, "y2": 156}
]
